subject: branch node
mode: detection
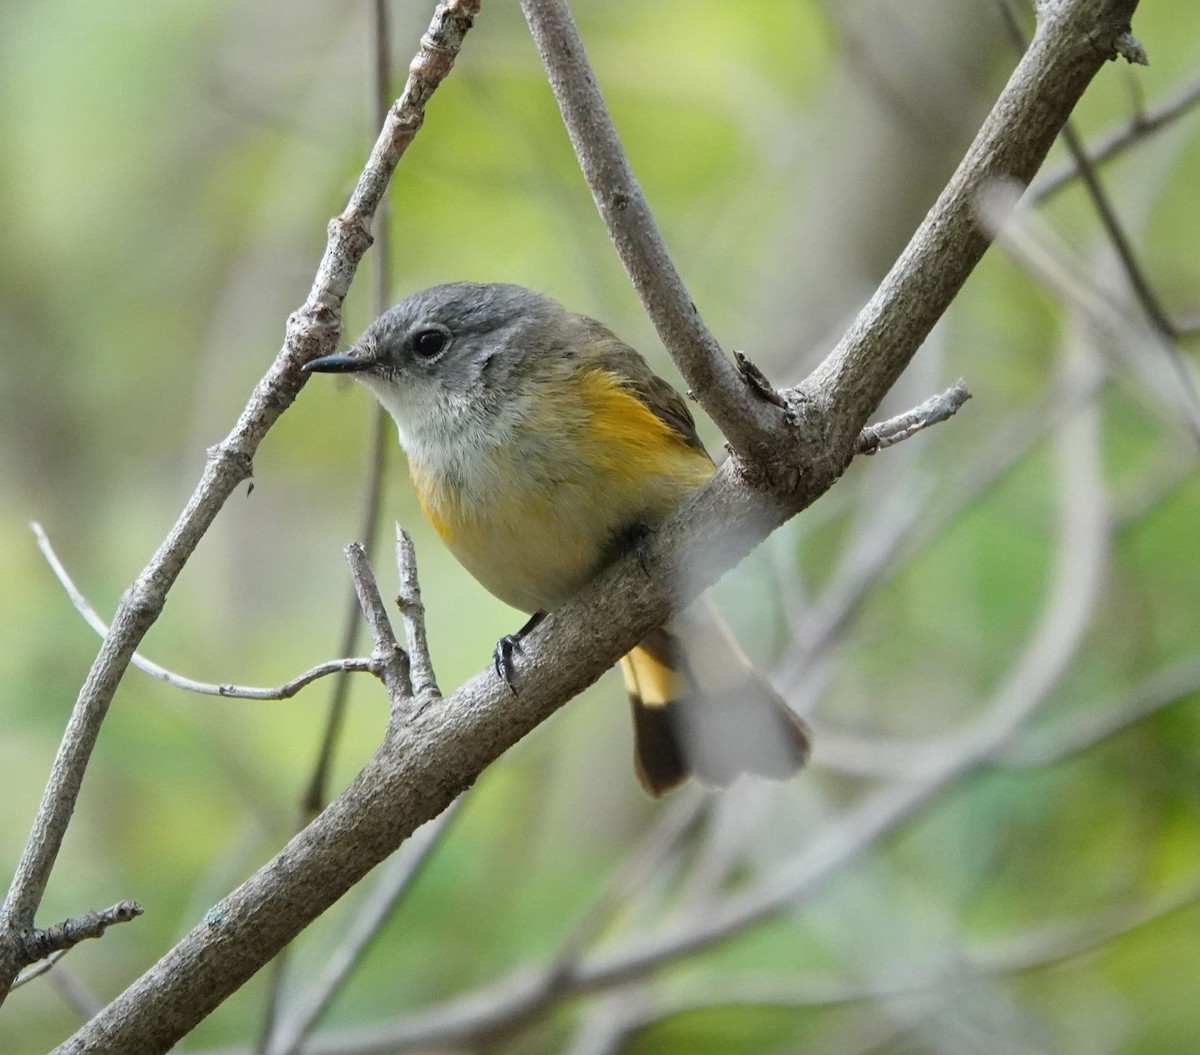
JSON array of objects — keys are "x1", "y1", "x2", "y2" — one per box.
[
  {"x1": 121, "y1": 581, "x2": 165, "y2": 623},
  {"x1": 733, "y1": 351, "x2": 788, "y2": 409},
  {"x1": 1113, "y1": 30, "x2": 1148, "y2": 66}
]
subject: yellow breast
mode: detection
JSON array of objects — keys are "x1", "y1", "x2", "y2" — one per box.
[{"x1": 407, "y1": 366, "x2": 713, "y2": 613}]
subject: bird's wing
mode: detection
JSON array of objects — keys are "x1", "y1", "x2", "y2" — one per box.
[{"x1": 579, "y1": 317, "x2": 711, "y2": 460}]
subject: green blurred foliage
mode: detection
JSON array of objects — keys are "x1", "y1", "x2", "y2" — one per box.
[{"x1": 1, "y1": 0, "x2": 1199, "y2": 1052}]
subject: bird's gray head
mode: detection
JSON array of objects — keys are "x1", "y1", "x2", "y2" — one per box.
[{"x1": 304, "y1": 282, "x2": 570, "y2": 442}]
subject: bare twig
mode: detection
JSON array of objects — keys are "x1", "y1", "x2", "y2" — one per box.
[
  {"x1": 8, "y1": 902, "x2": 143, "y2": 979},
  {"x1": 395, "y1": 526, "x2": 439, "y2": 702},
  {"x1": 854, "y1": 381, "x2": 972, "y2": 455},
  {"x1": 560, "y1": 990, "x2": 648, "y2": 1055},
  {"x1": 47, "y1": 966, "x2": 105, "y2": 1022},
  {"x1": 1031, "y1": 74, "x2": 1200, "y2": 202},
  {"x1": 35, "y1": 519, "x2": 376, "y2": 700},
  {"x1": 519, "y1": 0, "x2": 782, "y2": 459},
  {"x1": 0, "y1": 0, "x2": 481, "y2": 1008},
  {"x1": 548, "y1": 789, "x2": 707, "y2": 974},
  {"x1": 813, "y1": 439, "x2": 1194, "y2": 783},
  {"x1": 777, "y1": 363, "x2": 1105, "y2": 700},
  {"x1": 1114, "y1": 452, "x2": 1197, "y2": 527},
  {"x1": 299, "y1": 414, "x2": 390, "y2": 810},
  {"x1": 11, "y1": 950, "x2": 67, "y2": 990},
  {"x1": 344, "y1": 544, "x2": 409, "y2": 703},
  {"x1": 671, "y1": 786, "x2": 772, "y2": 918}
]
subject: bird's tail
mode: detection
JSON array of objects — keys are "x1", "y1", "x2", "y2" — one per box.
[{"x1": 618, "y1": 601, "x2": 811, "y2": 797}]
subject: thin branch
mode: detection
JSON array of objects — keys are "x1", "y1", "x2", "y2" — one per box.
[
  {"x1": 813, "y1": 447, "x2": 1193, "y2": 783},
  {"x1": 47, "y1": 965, "x2": 105, "y2": 1023},
  {"x1": 1113, "y1": 451, "x2": 1197, "y2": 527},
  {"x1": 1030, "y1": 73, "x2": 1200, "y2": 202},
  {"x1": 999, "y1": 656, "x2": 1200, "y2": 767},
  {"x1": 548, "y1": 789, "x2": 707, "y2": 974},
  {"x1": 777, "y1": 363, "x2": 1105, "y2": 701},
  {"x1": 854, "y1": 381, "x2": 972, "y2": 455},
  {"x1": 668, "y1": 796, "x2": 756, "y2": 922},
  {"x1": 35, "y1": 519, "x2": 376, "y2": 700},
  {"x1": 560, "y1": 990, "x2": 648, "y2": 1055},
  {"x1": 11, "y1": 949, "x2": 67, "y2": 990},
  {"x1": 8, "y1": 902, "x2": 143, "y2": 977},
  {"x1": 298, "y1": 418, "x2": 390, "y2": 807},
  {"x1": 395, "y1": 526, "x2": 439, "y2": 701},
  {"x1": 344, "y1": 544, "x2": 409, "y2": 703},
  {"x1": 518, "y1": 0, "x2": 782, "y2": 459},
  {"x1": 0, "y1": 0, "x2": 481, "y2": 1006}
]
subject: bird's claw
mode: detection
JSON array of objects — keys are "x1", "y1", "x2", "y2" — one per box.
[{"x1": 492, "y1": 611, "x2": 547, "y2": 695}]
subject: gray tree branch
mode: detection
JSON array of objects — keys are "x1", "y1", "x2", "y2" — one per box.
[
  {"x1": 33, "y1": 522, "x2": 377, "y2": 701},
  {"x1": 519, "y1": 0, "x2": 783, "y2": 459}
]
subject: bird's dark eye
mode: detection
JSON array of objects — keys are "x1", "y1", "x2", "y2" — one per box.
[{"x1": 412, "y1": 326, "x2": 450, "y2": 359}]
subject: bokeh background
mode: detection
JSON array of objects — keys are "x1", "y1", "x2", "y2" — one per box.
[{"x1": 2, "y1": 0, "x2": 1199, "y2": 1052}]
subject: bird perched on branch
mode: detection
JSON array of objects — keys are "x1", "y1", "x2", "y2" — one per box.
[{"x1": 305, "y1": 282, "x2": 810, "y2": 795}]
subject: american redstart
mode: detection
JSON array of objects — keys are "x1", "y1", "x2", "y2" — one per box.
[{"x1": 305, "y1": 282, "x2": 810, "y2": 795}]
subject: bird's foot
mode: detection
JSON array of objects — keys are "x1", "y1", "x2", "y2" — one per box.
[{"x1": 493, "y1": 610, "x2": 547, "y2": 694}]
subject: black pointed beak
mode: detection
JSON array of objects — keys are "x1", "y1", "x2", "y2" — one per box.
[{"x1": 303, "y1": 348, "x2": 376, "y2": 374}]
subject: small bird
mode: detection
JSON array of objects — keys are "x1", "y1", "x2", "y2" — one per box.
[{"x1": 305, "y1": 282, "x2": 810, "y2": 795}]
